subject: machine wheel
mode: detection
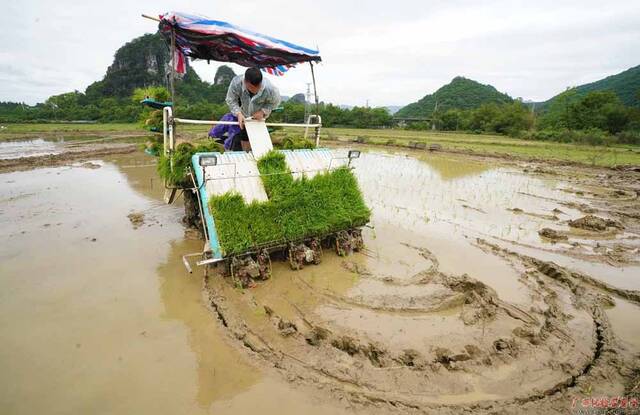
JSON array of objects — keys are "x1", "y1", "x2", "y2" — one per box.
[{"x1": 335, "y1": 229, "x2": 364, "y2": 256}]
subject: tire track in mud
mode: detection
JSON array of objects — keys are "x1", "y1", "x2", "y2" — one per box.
[
  {"x1": 475, "y1": 239, "x2": 640, "y2": 307},
  {"x1": 202, "y1": 241, "x2": 637, "y2": 414},
  {"x1": 204, "y1": 283, "x2": 608, "y2": 413},
  {"x1": 291, "y1": 272, "x2": 468, "y2": 316},
  {"x1": 199, "y1": 147, "x2": 640, "y2": 413}
]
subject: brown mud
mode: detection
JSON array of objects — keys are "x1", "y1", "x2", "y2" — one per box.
[
  {"x1": 0, "y1": 150, "x2": 354, "y2": 415},
  {"x1": 2, "y1": 140, "x2": 639, "y2": 414},
  {"x1": 127, "y1": 211, "x2": 146, "y2": 229},
  {"x1": 200, "y1": 147, "x2": 640, "y2": 414}
]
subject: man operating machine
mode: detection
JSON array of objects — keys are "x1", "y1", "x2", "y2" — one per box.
[{"x1": 225, "y1": 67, "x2": 281, "y2": 151}]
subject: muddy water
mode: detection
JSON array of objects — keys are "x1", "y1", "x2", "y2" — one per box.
[
  {"x1": 1, "y1": 148, "x2": 638, "y2": 414},
  {"x1": 352, "y1": 152, "x2": 640, "y2": 291},
  {"x1": 0, "y1": 153, "x2": 350, "y2": 415},
  {"x1": 349, "y1": 151, "x2": 640, "y2": 359}
]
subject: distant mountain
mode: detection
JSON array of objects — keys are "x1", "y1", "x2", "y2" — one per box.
[
  {"x1": 288, "y1": 93, "x2": 306, "y2": 104},
  {"x1": 395, "y1": 77, "x2": 513, "y2": 118},
  {"x1": 541, "y1": 65, "x2": 640, "y2": 109},
  {"x1": 385, "y1": 105, "x2": 402, "y2": 115},
  {"x1": 214, "y1": 65, "x2": 235, "y2": 86},
  {"x1": 85, "y1": 32, "x2": 234, "y2": 104},
  {"x1": 85, "y1": 33, "x2": 170, "y2": 98}
]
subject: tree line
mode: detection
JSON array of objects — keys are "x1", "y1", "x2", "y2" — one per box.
[
  {"x1": 406, "y1": 89, "x2": 640, "y2": 145},
  {"x1": 0, "y1": 89, "x2": 393, "y2": 130},
  {"x1": 2, "y1": 86, "x2": 638, "y2": 146}
]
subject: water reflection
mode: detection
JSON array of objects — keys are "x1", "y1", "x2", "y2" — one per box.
[
  {"x1": 350, "y1": 151, "x2": 639, "y2": 291},
  {"x1": 156, "y1": 239, "x2": 260, "y2": 408},
  {"x1": 113, "y1": 153, "x2": 263, "y2": 409}
]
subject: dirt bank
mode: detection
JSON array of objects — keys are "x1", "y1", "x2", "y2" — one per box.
[{"x1": 0, "y1": 143, "x2": 139, "y2": 173}]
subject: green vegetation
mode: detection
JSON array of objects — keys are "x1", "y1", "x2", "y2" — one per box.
[
  {"x1": 0, "y1": 33, "x2": 233, "y2": 124},
  {"x1": 537, "y1": 90, "x2": 637, "y2": 134},
  {"x1": 276, "y1": 136, "x2": 315, "y2": 150},
  {"x1": 541, "y1": 65, "x2": 640, "y2": 109},
  {"x1": 209, "y1": 151, "x2": 370, "y2": 255},
  {"x1": 132, "y1": 86, "x2": 170, "y2": 131},
  {"x1": 396, "y1": 77, "x2": 513, "y2": 118},
  {"x1": 269, "y1": 101, "x2": 393, "y2": 128},
  {"x1": 400, "y1": 91, "x2": 640, "y2": 146},
  {"x1": 392, "y1": 70, "x2": 639, "y2": 147},
  {"x1": 0, "y1": 123, "x2": 140, "y2": 135},
  {"x1": 155, "y1": 131, "x2": 315, "y2": 185},
  {"x1": 158, "y1": 141, "x2": 224, "y2": 185}
]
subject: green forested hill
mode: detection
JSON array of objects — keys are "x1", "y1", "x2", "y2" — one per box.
[
  {"x1": 396, "y1": 77, "x2": 513, "y2": 118},
  {"x1": 87, "y1": 33, "x2": 170, "y2": 98},
  {"x1": 85, "y1": 32, "x2": 232, "y2": 104},
  {"x1": 541, "y1": 65, "x2": 640, "y2": 109},
  {"x1": 0, "y1": 32, "x2": 235, "y2": 122}
]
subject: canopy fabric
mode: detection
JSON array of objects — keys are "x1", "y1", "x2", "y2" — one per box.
[{"x1": 158, "y1": 12, "x2": 321, "y2": 75}]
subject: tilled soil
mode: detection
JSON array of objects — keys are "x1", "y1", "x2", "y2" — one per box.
[
  {"x1": 203, "y1": 246, "x2": 637, "y2": 414},
  {"x1": 3, "y1": 139, "x2": 639, "y2": 414},
  {"x1": 199, "y1": 147, "x2": 640, "y2": 414}
]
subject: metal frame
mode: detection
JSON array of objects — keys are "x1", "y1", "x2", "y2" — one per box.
[{"x1": 162, "y1": 106, "x2": 323, "y2": 155}]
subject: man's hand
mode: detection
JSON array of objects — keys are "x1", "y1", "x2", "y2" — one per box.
[
  {"x1": 251, "y1": 110, "x2": 265, "y2": 121},
  {"x1": 237, "y1": 112, "x2": 246, "y2": 129}
]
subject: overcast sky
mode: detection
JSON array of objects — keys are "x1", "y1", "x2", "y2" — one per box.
[{"x1": 1, "y1": 0, "x2": 639, "y2": 107}]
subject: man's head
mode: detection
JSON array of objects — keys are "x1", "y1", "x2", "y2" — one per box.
[{"x1": 244, "y1": 67, "x2": 263, "y2": 94}]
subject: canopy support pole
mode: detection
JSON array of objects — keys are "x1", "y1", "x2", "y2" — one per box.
[
  {"x1": 170, "y1": 27, "x2": 177, "y2": 114},
  {"x1": 309, "y1": 62, "x2": 321, "y2": 147},
  {"x1": 310, "y1": 62, "x2": 319, "y2": 115}
]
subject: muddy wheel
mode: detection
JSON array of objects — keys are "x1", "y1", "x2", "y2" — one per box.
[
  {"x1": 256, "y1": 249, "x2": 272, "y2": 280},
  {"x1": 229, "y1": 257, "x2": 241, "y2": 288},
  {"x1": 335, "y1": 231, "x2": 352, "y2": 256},
  {"x1": 182, "y1": 188, "x2": 202, "y2": 232},
  {"x1": 309, "y1": 238, "x2": 323, "y2": 265},
  {"x1": 289, "y1": 243, "x2": 305, "y2": 270},
  {"x1": 230, "y1": 256, "x2": 261, "y2": 288},
  {"x1": 216, "y1": 258, "x2": 231, "y2": 278},
  {"x1": 351, "y1": 229, "x2": 364, "y2": 252}
]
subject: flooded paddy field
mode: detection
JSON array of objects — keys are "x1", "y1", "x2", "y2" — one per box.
[{"x1": 1, "y1": 140, "x2": 639, "y2": 414}]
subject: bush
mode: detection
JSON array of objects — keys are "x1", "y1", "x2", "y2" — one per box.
[
  {"x1": 616, "y1": 130, "x2": 640, "y2": 145},
  {"x1": 277, "y1": 137, "x2": 315, "y2": 150},
  {"x1": 158, "y1": 141, "x2": 224, "y2": 185},
  {"x1": 523, "y1": 128, "x2": 615, "y2": 146}
]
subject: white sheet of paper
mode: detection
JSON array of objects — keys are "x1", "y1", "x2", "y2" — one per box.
[{"x1": 244, "y1": 120, "x2": 273, "y2": 159}]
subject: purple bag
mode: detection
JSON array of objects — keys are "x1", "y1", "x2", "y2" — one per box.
[{"x1": 208, "y1": 113, "x2": 241, "y2": 150}]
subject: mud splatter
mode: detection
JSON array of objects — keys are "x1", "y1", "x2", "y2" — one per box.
[
  {"x1": 568, "y1": 215, "x2": 624, "y2": 232},
  {"x1": 538, "y1": 227, "x2": 568, "y2": 241},
  {"x1": 127, "y1": 212, "x2": 145, "y2": 229}
]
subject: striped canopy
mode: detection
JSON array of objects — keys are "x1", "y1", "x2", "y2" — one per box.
[{"x1": 158, "y1": 12, "x2": 321, "y2": 75}]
